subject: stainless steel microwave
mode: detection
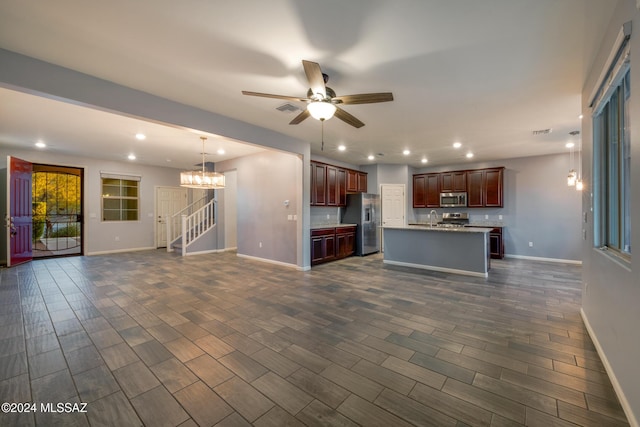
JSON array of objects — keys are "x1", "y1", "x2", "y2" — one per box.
[{"x1": 440, "y1": 192, "x2": 467, "y2": 207}]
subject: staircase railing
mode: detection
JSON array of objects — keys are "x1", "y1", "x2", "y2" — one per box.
[
  {"x1": 180, "y1": 199, "x2": 216, "y2": 256},
  {"x1": 166, "y1": 196, "x2": 207, "y2": 252}
]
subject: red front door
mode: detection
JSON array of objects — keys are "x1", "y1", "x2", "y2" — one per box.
[{"x1": 7, "y1": 156, "x2": 33, "y2": 267}]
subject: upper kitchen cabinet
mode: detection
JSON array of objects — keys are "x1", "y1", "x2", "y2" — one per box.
[
  {"x1": 413, "y1": 173, "x2": 440, "y2": 208},
  {"x1": 467, "y1": 167, "x2": 504, "y2": 208},
  {"x1": 311, "y1": 161, "x2": 367, "y2": 206},
  {"x1": 347, "y1": 169, "x2": 368, "y2": 193},
  {"x1": 440, "y1": 171, "x2": 467, "y2": 192},
  {"x1": 413, "y1": 175, "x2": 426, "y2": 208},
  {"x1": 413, "y1": 167, "x2": 504, "y2": 208},
  {"x1": 311, "y1": 162, "x2": 327, "y2": 206}
]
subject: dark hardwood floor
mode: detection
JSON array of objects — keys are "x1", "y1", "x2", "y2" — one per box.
[{"x1": 0, "y1": 250, "x2": 629, "y2": 426}]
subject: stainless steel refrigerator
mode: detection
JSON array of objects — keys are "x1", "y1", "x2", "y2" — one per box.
[{"x1": 342, "y1": 193, "x2": 380, "y2": 256}]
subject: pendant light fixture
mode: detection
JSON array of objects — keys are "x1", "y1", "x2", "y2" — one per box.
[{"x1": 180, "y1": 136, "x2": 225, "y2": 189}]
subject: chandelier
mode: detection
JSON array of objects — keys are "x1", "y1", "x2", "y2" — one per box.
[{"x1": 180, "y1": 136, "x2": 225, "y2": 189}]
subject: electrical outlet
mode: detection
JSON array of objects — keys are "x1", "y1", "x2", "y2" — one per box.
[
  {"x1": 498, "y1": 215, "x2": 503, "y2": 220},
  {"x1": 485, "y1": 214, "x2": 489, "y2": 220},
  {"x1": 115, "y1": 236, "x2": 120, "y2": 241},
  {"x1": 259, "y1": 242, "x2": 262, "y2": 248},
  {"x1": 528, "y1": 241, "x2": 533, "y2": 247},
  {"x1": 326, "y1": 214, "x2": 330, "y2": 219}
]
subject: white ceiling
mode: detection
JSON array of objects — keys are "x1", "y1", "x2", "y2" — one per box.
[{"x1": 0, "y1": 0, "x2": 615, "y2": 169}]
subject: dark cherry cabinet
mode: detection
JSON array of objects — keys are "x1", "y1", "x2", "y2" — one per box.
[
  {"x1": 440, "y1": 171, "x2": 467, "y2": 192},
  {"x1": 489, "y1": 227, "x2": 504, "y2": 259},
  {"x1": 467, "y1": 167, "x2": 504, "y2": 208},
  {"x1": 357, "y1": 172, "x2": 367, "y2": 193},
  {"x1": 413, "y1": 175, "x2": 426, "y2": 208},
  {"x1": 347, "y1": 169, "x2": 368, "y2": 193},
  {"x1": 338, "y1": 168, "x2": 347, "y2": 206},
  {"x1": 336, "y1": 226, "x2": 356, "y2": 258},
  {"x1": 311, "y1": 226, "x2": 356, "y2": 265},
  {"x1": 413, "y1": 167, "x2": 503, "y2": 209},
  {"x1": 484, "y1": 168, "x2": 503, "y2": 207},
  {"x1": 311, "y1": 161, "x2": 367, "y2": 207},
  {"x1": 466, "y1": 170, "x2": 484, "y2": 207},
  {"x1": 425, "y1": 173, "x2": 440, "y2": 207},
  {"x1": 413, "y1": 173, "x2": 442, "y2": 208},
  {"x1": 311, "y1": 162, "x2": 327, "y2": 206},
  {"x1": 326, "y1": 165, "x2": 339, "y2": 206},
  {"x1": 311, "y1": 228, "x2": 336, "y2": 264}
]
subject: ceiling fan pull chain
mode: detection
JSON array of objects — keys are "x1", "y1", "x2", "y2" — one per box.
[{"x1": 321, "y1": 119, "x2": 325, "y2": 151}]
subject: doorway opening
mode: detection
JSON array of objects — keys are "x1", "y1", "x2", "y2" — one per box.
[{"x1": 32, "y1": 164, "x2": 83, "y2": 258}]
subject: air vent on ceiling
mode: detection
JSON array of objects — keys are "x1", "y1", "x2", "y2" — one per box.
[
  {"x1": 532, "y1": 128, "x2": 552, "y2": 136},
  {"x1": 276, "y1": 103, "x2": 301, "y2": 113}
]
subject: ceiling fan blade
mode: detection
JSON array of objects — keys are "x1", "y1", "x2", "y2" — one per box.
[
  {"x1": 289, "y1": 109, "x2": 310, "y2": 125},
  {"x1": 332, "y1": 92, "x2": 394, "y2": 105},
  {"x1": 241, "y1": 91, "x2": 308, "y2": 102},
  {"x1": 302, "y1": 60, "x2": 326, "y2": 99},
  {"x1": 334, "y1": 107, "x2": 365, "y2": 128}
]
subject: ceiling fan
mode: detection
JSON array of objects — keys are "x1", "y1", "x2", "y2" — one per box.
[{"x1": 242, "y1": 60, "x2": 393, "y2": 128}]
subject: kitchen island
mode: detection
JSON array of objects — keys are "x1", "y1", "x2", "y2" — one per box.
[{"x1": 383, "y1": 225, "x2": 493, "y2": 277}]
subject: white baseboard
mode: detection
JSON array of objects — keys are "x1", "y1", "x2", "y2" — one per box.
[
  {"x1": 184, "y1": 249, "x2": 225, "y2": 256},
  {"x1": 383, "y1": 259, "x2": 488, "y2": 278},
  {"x1": 505, "y1": 254, "x2": 582, "y2": 265},
  {"x1": 580, "y1": 308, "x2": 638, "y2": 427},
  {"x1": 236, "y1": 253, "x2": 305, "y2": 271},
  {"x1": 87, "y1": 246, "x2": 155, "y2": 256}
]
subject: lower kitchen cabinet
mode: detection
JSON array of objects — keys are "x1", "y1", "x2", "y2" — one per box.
[
  {"x1": 311, "y1": 226, "x2": 356, "y2": 265},
  {"x1": 489, "y1": 227, "x2": 504, "y2": 259},
  {"x1": 465, "y1": 226, "x2": 504, "y2": 259}
]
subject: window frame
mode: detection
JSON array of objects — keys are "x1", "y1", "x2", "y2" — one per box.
[
  {"x1": 100, "y1": 174, "x2": 140, "y2": 222},
  {"x1": 592, "y1": 65, "x2": 631, "y2": 260}
]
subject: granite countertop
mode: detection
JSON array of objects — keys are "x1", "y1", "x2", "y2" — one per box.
[
  {"x1": 311, "y1": 223, "x2": 357, "y2": 229},
  {"x1": 392, "y1": 224, "x2": 493, "y2": 233}
]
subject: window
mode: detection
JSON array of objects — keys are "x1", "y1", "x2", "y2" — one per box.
[
  {"x1": 593, "y1": 68, "x2": 631, "y2": 258},
  {"x1": 101, "y1": 173, "x2": 140, "y2": 221}
]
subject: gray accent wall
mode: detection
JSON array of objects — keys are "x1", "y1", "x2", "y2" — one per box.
[
  {"x1": 217, "y1": 150, "x2": 301, "y2": 267},
  {"x1": 581, "y1": 2, "x2": 640, "y2": 424}
]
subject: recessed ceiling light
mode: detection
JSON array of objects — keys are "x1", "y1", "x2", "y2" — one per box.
[
  {"x1": 421, "y1": 158, "x2": 428, "y2": 164},
  {"x1": 128, "y1": 154, "x2": 136, "y2": 160},
  {"x1": 135, "y1": 133, "x2": 146, "y2": 140},
  {"x1": 403, "y1": 149, "x2": 410, "y2": 155},
  {"x1": 566, "y1": 142, "x2": 575, "y2": 148},
  {"x1": 453, "y1": 142, "x2": 462, "y2": 149},
  {"x1": 35, "y1": 141, "x2": 46, "y2": 148},
  {"x1": 367, "y1": 155, "x2": 375, "y2": 160},
  {"x1": 466, "y1": 152, "x2": 474, "y2": 159},
  {"x1": 217, "y1": 148, "x2": 225, "y2": 155},
  {"x1": 338, "y1": 145, "x2": 346, "y2": 151}
]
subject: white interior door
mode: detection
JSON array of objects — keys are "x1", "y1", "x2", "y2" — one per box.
[
  {"x1": 155, "y1": 186, "x2": 187, "y2": 248},
  {"x1": 380, "y1": 184, "x2": 405, "y2": 251}
]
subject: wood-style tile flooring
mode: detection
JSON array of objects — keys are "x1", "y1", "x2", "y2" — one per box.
[{"x1": 0, "y1": 250, "x2": 630, "y2": 426}]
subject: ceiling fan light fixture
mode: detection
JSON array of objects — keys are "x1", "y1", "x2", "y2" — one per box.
[{"x1": 307, "y1": 101, "x2": 336, "y2": 121}]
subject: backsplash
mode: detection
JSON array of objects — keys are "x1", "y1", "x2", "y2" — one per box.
[
  {"x1": 413, "y1": 210, "x2": 505, "y2": 226},
  {"x1": 311, "y1": 206, "x2": 342, "y2": 226}
]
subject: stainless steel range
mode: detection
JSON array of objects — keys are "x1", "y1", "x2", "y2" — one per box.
[{"x1": 438, "y1": 212, "x2": 470, "y2": 228}]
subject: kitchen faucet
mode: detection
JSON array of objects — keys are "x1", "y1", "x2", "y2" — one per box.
[{"x1": 429, "y1": 209, "x2": 438, "y2": 227}]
